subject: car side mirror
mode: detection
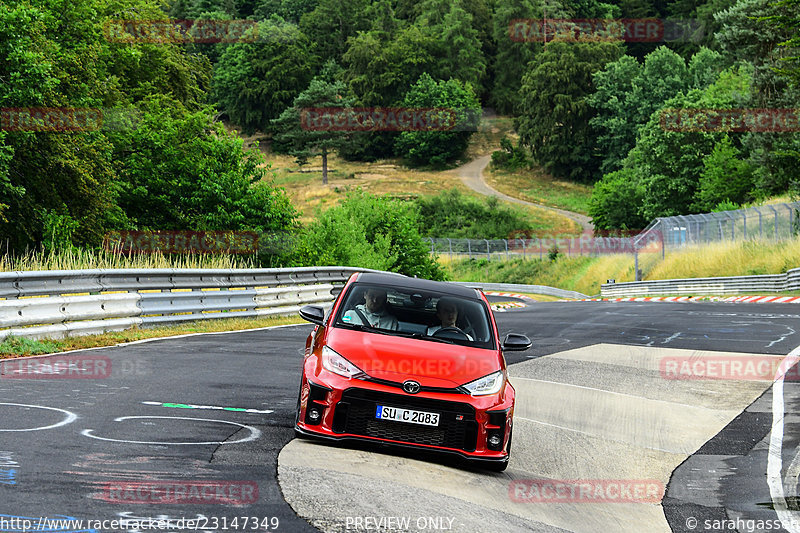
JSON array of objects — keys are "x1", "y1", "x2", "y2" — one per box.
[
  {"x1": 299, "y1": 305, "x2": 325, "y2": 325},
  {"x1": 502, "y1": 333, "x2": 532, "y2": 351}
]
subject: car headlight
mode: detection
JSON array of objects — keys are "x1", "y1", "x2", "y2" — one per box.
[
  {"x1": 462, "y1": 370, "x2": 505, "y2": 396},
  {"x1": 321, "y1": 345, "x2": 365, "y2": 379}
]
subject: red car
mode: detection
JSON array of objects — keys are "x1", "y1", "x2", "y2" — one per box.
[{"x1": 295, "y1": 272, "x2": 531, "y2": 471}]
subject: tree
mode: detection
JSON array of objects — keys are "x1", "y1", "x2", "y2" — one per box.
[
  {"x1": 394, "y1": 74, "x2": 481, "y2": 167},
  {"x1": 299, "y1": 0, "x2": 371, "y2": 62},
  {"x1": 212, "y1": 17, "x2": 319, "y2": 133},
  {"x1": 587, "y1": 55, "x2": 643, "y2": 175},
  {"x1": 490, "y1": 0, "x2": 554, "y2": 114},
  {"x1": 588, "y1": 64, "x2": 753, "y2": 228},
  {"x1": 588, "y1": 167, "x2": 648, "y2": 230},
  {"x1": 114, "y1": 96, "x2": 297, "y2": 232},
  {"x1": 427, "y1": 2, "x2": 486, "y2": 92},
  {"x1": 343, "y1": 25, "x2": 438, "y2": 107},
  {"x1": 589, "y1": 46, "x2": 720, "y2": 175},
  {"x1": 772, "y1": 0, "x2": 800, "y2": 87},
  {"x1": 516, "y1": 39, "x2": 623, "y2": 182},
  {"x1": 254, "y1": 0, "x2": 319, "y2": 22},
  {"x1": 695, "y1": 136, "x2": 756, "y2": 211},
  {"x1": 272, "y1": 63, "x2": 358, "y2": 184},
  {"x1": 716, "y1": 0, "x2": 800, "y2": 197}
]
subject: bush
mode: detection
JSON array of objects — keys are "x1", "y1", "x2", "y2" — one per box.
[
  {"x1": 490, "y1": 136, "x2": 530, "y2": 170},
  {"x1": 415, "y1": 188, "x2": 535, "y2": 239},
  {"x1": 293, "y1": 190, "x2": 446, "y2": 280},
  {"x1": 394, "y1": 73, "x2": 481, "y2": 167},
  {"x1": 114, "y1": 96, "x2": 298, "y2": 235}
]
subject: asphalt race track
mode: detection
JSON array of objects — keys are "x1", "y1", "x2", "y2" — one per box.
[{"x1": 3, "y1": 301, "x2": 800, "y2": 532}]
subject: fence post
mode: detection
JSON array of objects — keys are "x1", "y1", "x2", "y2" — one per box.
[
  {"x1": 504, "y1": 239, "x2": 509, "y2": 259},
  {"x1": 447, "y1": 238, "x2": 452, "y2": 258},
  {"x1": 467, "y1": 239, "x2": 472, "y2": 259},
  {"x1": 485, "y1": 239, "x2": 491, "y2": 260},
  {"x1": 768, "y1": 205, "x2": 779, "y2": 241}
]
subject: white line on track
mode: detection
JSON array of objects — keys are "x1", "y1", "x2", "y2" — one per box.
[
  {"x1": 81, "y1": 415, "x2": 262, "y2": 445},
  {"x1": 768, "y1": 344, "x2": 800, "y2": 532},
  {"x1": 0, "y1": 403, "x2": 78, "y2": 432}
]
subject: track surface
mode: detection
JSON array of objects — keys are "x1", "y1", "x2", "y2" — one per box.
[{"x1": 2, "y1": 302, "x2": 800, "y2": 532}]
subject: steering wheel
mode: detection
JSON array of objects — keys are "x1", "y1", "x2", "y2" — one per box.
[{"x1": 432, "y1": 326, "x2": 470, "y2": 340}]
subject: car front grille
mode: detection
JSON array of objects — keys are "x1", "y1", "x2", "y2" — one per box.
[{"x1": 333, "y1": 388, "x2": 478, "y2": 452}]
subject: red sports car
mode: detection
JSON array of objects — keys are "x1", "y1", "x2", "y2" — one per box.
[{"x1": 295, "y1": 272, "x2": 531, "y2": 471}]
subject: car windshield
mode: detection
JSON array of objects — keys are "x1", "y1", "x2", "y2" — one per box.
[{"x1": 334, "y1": 283, "x2": 495, "y2": 349}]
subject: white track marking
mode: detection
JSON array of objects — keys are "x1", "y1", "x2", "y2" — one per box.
[
  {"x1": 767, "y1": 345, "x2": 800, "y2": 532},
  {"x1": 0, "y1": 403, "x2": 78, "y2": 432},
  {"x1": 81, "y1": 416, "x2": 261, "y2": 445}
]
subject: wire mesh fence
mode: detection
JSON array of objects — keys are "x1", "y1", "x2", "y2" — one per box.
[
  {"x1": 646, "y1": 202, "x2": 800, "y2": 253},
  {"x1": 427, "y1": 233, "x2": 663, "y2": 260},
  {"x1": 428, "y1": 202, "x2": 800, "y2": 262}
]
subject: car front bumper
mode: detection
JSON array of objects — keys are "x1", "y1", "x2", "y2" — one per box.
[{"x1": 296, "y1": 372, "x2": 514, "y2": 461}]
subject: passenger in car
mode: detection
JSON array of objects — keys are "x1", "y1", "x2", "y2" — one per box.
[
  {"x1": 427, "y1": 297, "x2": 473, "y2": 340},
  {"x1": 342, "y1": 287, "x2": 399, "y2": 330}
]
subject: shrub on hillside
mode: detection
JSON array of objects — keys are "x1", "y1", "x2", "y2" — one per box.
[
  {"x1": 292, "y1": 190, "x2": 446, "y2": 280},
  {"x1": 415, "y1": 188, "x2": 535, "y2": 239}
]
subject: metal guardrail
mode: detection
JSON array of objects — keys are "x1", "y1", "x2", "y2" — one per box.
[
  {"x1": 601, "y1": 268, "x2": 800, "y2": 297},
  {"x1": 453, "y1": 282, "x2": 588, "y2": 300},
  {"x1": 0, "y1": 267, "x2": 369, "y2": 341},
  {"x1": 0, "y1": 266, "x2": 588, "y2": 342}
]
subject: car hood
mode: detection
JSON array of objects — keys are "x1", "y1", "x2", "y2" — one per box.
[{"x1": 325, "y1": 327, "x2": 500, "y2": 388}]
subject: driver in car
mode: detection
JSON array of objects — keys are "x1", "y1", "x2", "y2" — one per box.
[
  {"x1": 427, "y1": 297, "x2": 473, "y2": 340},
  {"x1": 343, "y1": 287, "x2": 399, "y2": 330}
]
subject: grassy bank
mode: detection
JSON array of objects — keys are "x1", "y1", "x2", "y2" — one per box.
[
  {"x1": 441, "y1": 238, "x2": 800, "y2": 296},
  {"x1": 484, "y1": 165, "x2": 593, "y2": 215},
  {"x1": 243, "y1": 116, "x2": 581, "y2": 236}
]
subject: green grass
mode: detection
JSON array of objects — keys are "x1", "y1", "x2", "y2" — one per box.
[
  {"x1": 441, "y1": 236, "x2": 800, "y2": 297},
  {"x1": 1, "y1": 247, "x2": 257, "y2": 272},
  {"x1": 0, "y1": 315, "x2": 304, "y2": 358},
  {"x1": 0, "y1": 336, "x2": 63, "y2": 357},
  {"x1": 485, "y1": 166, "x2": 593, "y2": 215}
]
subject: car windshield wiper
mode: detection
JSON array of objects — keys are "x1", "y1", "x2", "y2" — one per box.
[
  {"x1": 337, "y1": 322, "x2": 389, "y2": 335},
  {"x1": 414, "y1": 333, "x2": 457, "y2": 344}
]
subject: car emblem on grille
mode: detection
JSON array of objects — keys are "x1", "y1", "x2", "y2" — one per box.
[{"x1": 402, "y1": 380, "x2": 421, "y2": 394}]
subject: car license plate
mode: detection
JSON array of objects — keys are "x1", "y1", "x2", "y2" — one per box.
[{"x1": 375, "y1": 405, "x2": 440, "y2": 426}]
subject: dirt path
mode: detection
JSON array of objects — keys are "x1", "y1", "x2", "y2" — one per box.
[{"x1": 454, "y1": 155, "x2": 594, "y2": 232}]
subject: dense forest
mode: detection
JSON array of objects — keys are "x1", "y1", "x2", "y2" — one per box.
[{"x1": 0, "y1": 0, "x2": 798, "y2": 273}]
